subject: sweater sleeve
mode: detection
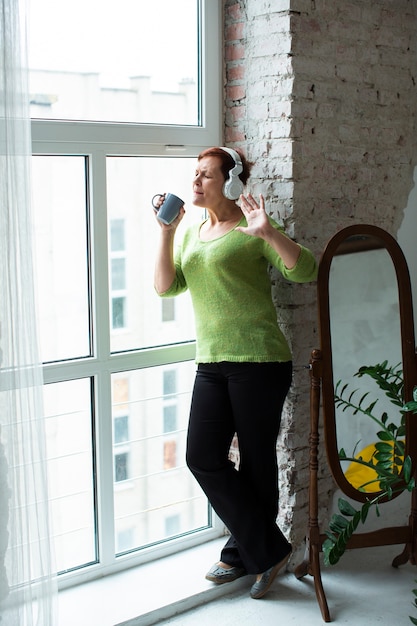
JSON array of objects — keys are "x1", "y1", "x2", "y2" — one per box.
[
  {"x1": 157, "y1": 245, "x2": 189, "y2": 298},
  {"x1": 280, "y1": 244, "x2": 318, "y2": 283},
  {"x1": 263, "y1": 220, "x2": 318, "y2": 283}
]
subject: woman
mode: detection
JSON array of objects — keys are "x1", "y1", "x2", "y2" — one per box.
[{"x1": 154, "y1": 147, "x2": 317, "y2": 599}]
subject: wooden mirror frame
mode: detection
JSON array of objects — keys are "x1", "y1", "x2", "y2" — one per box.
[{"x1": 295, "y1": 224, "x2": 417, "y2": 622}]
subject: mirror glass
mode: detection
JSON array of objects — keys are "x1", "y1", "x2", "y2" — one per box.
[{"x1": 328, "y1": 235, "x2": 403, "y2": 492}]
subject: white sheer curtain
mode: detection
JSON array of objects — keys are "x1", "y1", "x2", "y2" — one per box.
[{"x1": 0, "y1": 0, "x2": 57, "y2": 624}]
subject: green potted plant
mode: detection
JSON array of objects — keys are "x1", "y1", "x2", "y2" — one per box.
[{"x1": 322, "y1": 361, "x2": 417, "y2": 622}]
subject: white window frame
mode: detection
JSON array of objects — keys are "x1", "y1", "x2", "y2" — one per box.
[
  {"x1": 31, "y1": 2, "x2": 222, "y2": 149},
  {"x1": 31, "y1": 0, "x2": 223, "y2": 590}
]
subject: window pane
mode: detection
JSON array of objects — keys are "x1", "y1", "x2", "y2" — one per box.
[
  {"x1": 110, "y1": 219, "x2": 125, "y2": 252},
  {"x1": 163, "y1": 370, "x2": 177, "y2": 396},
  {"x1": 163, "y1": 405, "x2": 177, "y2": 433},
  {"x1": 114, "y1": 415, "x2": 129, "y2": 444},
  {"x1": 28, "y1": 0, "x2": 199, "y2": 125},
  {"x1": 112, "y1": 297, "x2": 126, "y2": 330},
  {"x1": 107, "y1": 157, "x2": 203, "y2": 353},
  {"x1": 111, "y1": 258, "x2": 126, "y2": 291},
  {"x1": 114, "y1": 452, "x2": 129, "y2": 483},
  {"x1": 112, "y1": 362, "x2": 210, "y2": 555},
  {"x1": 162, "y1": 298, "x2": 175, "y2": 322},
  {"x1": 44, "y1": 379, "x2": 97, "y2": 572},
  {"x1": 32, "y1": 156, "x2": 91, "y2": 363}
]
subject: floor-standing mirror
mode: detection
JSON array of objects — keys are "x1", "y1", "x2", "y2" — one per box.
[{"x1": 295, "y1": 224, "x2": 417, "y2": 622}]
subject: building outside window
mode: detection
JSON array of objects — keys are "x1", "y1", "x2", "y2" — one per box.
[
  {"x1": 110, "y1": 219, "x2": 127, "y2": 330},
  {"x1": 113, "y1": 379, "x2": 130, "y2": 483},
  {"x1": 28, "y1": 0, "x2": 222, "y2": 587},
  {"x1": 163, "y1": 369, "x2": 178, "y2": 470},
  {"x1": 162, "y1": 298, "x2": 176, "y2": 323}
]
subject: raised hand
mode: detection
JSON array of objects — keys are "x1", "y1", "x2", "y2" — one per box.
[
  {"x1": 236, "y1": 192, "x2": 301, "y2": 268},
  {"x1": 235, "y1": 193, "x2": 270, "y2": 238}
]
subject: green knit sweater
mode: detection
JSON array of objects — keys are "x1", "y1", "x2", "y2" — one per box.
[{"x1": 160, "y1": 216, "x2": 318, "y2": 363}]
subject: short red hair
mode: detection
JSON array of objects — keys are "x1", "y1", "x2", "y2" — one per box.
[{"x1": 197, "y1": 147, "x2": 252, "y2": 185}]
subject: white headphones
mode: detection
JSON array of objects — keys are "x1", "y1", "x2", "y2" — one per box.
[{"x1": 220, "y1": 147, "x2": 244, "y2": 200}]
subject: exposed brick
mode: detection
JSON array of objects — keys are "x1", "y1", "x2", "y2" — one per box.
[
  {"x1": 227, "y1": 63, "x2": 245, "y2": 82},
  {"x1": 224, "y1": 126, "x2": 246, "y2": 143},
  {"x1": 230, "y1": 104, "x2": 245, "y2": 121},
  {"x1": 225, "y1": 21, "x2": 245, "y2": 41},
  {"x1": 226, "y1": 1, "x2": 244, "y2": 22},
  {"x1": 226, "y1": 84, "x2": 246, "y2": 102},
  {"x1": 225, "y1": 42, "x2": 246, "y2": 62}
]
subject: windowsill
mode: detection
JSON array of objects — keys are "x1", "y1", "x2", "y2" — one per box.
[{"x1": 58, "y1": 537, "x2": 248, "y2": 626}]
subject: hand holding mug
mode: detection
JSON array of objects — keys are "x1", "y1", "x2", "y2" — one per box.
[{"x1": 152, "y1": 192, "x2": 185, "y2": 225}]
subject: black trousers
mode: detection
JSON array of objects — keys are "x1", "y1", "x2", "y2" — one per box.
[{"x1": 186, "y1": 361, "x2": 293, "y2": 574}]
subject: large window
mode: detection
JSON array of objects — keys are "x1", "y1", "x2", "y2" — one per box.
[
  {"x1": 29, "y1": 0, "x2": 222, "y2": 586},
  {"x1": 29, "y1": 0, "x2": 200, "y2": 126}
]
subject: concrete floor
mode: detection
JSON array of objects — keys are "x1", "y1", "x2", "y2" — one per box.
[
  {"x1": 58, "y1": 537, "x2": 417, "y2": 626},
  {"x1": 160, "y1": 544, "x2": 416, "y2": 626}
]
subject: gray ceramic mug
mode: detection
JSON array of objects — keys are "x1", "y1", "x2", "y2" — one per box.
[{"x1": 152, "y1": 193, "x2": 184, "y2": 225}]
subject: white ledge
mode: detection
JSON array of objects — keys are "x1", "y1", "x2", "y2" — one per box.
[{"x1": 58, "y1": 538, "x2": 248, "y2": 626}]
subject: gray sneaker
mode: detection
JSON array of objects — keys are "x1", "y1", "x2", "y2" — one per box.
[
  {"x1": 250, "y1": 552, "x2": 291, "y2": 599},
  {"x1": 205, "y1": 563, "x2": 246, "y2": 584}
]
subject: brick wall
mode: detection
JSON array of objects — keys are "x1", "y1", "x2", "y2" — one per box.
[{"x1": 224, "y1": 0, "x2": 417, "y2": 562}]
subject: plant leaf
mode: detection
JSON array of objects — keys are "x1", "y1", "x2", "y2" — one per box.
[
  {"x1": 338, "y1": 498, "x2": 357, "y2": 516},
  {"x1": 329, "y1": 514, "x2": 349, "y2": 534},
  {"x1": 375, "y1": 441, "x2": 393, "y2": 452},
  {"x1": 327, "y1": 364, "x2": 417, "y2": 573},
  {"x1": 395, "y1": 440, "x2": 405, "y2": 455},
  {"x1": 376, "y1": 431, "x2": 393, "y2": 442},
  {"x1": 361, "y1": 501, "x2": 371, "y2": 524},
  {"x1": 404, "y1": 456, "x2": 412, "y2": 483}
]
